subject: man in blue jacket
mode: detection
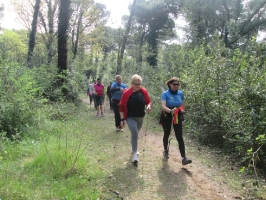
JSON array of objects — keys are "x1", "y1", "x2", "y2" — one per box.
[{"x1": 111, "y1": 75, "x2": 128, "y2": 132}]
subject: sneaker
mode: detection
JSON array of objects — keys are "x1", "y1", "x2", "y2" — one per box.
[
  {"x1": 116, "y1": 127, "x2": 120, "y2": 132},
  {"x1": 120, "y1": 129, "x2": 124, "y2": 132},
  {"x1": 163, "y1": 150, "x2": 169, "y2": 159},
  {"x1": 182, "y1": 157, "x2": 192, "y2": 165},
  {"x1": 101, "y1": 112, "x2": 104, "y2": 116},
  {"x1": 132, "y1": 153, "x2": 138, "y2": 164}
]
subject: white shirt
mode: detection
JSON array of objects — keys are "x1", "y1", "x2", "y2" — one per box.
[{"x1": 89, "y1": 84, "x2": 95, "y2": 94}]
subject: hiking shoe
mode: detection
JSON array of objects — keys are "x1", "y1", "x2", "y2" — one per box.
[
  {"x1": 132, "y1": 153, "x2": 138, "y2": 164},
  {"x1": 163, "y1": 150, "x2": 169, "y2": 159},
  {"x1": 182, "y1": 157, "x2": 192, "y2": 165}
]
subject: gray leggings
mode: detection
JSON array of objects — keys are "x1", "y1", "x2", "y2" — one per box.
[{"x1": 126, "y1": 117, "x2": 144, "y2": 153}]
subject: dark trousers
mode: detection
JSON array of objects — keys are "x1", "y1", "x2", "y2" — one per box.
[
  {"x1": 161, "y1": 113, "x2": 185, "y2": 158},
  {"x1": 88, "y1": 95, "x2": 92, "y2": 104},
  {"x1": 112, "y1": 101, "x2": 121, "y2": 128},
  {"x1": 91, "y1": 94, "x2": 96, "y2": 109},
  {"x1": 108, "y1": 95, "x2": 112, "y2": 109}
]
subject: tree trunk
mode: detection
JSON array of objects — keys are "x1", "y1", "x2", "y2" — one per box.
[
  {"x1": 72, "y1": 11, "x2": 83, "y2": 60},
  {"x1": 39, "y1": 3, "x2": 57, "y2": 66},
  {"x1": 27, "y1": 0, "x2": 41, "y2": 68},
  {"x1": 116, "y1": 0, "x2": 137, "y2": 74},
  {"x1": 58, "y1": 0, "x2": 71, "y2": 73}
]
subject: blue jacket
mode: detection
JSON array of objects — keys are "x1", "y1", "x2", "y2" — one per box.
[{"x1": 110, "y1": 82, "x2": 128, "y2": 100}]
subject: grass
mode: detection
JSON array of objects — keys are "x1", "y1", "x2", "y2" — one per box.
[
  {"x1": 0, "y1": 102, "x2": 110, "y2": 200},
  {"x1": 0, "y1": 98, "x2": 266, "y2": 200}
]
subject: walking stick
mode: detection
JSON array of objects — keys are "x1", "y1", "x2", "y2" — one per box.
[
  {"x1": 167, "y1": 110, "x2": 175, "y2": 156},
  {"x1": 103, "y1": 95, "x2": 106, "y2": 114},
  {"x1": 141, "y1": 112, "x2": 149, "y2": 173}
]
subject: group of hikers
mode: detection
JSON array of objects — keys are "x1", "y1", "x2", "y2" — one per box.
[{"x1": 87, "y1": 74, "x2": 192, "y2": 166}]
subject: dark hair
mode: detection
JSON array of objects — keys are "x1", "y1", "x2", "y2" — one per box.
[
  {"x1": 166, "y1": 77, "x2": 179, "y2": 88},
  {"x1": 97, "y1": 78, "x2": 101, "y2": 81}
]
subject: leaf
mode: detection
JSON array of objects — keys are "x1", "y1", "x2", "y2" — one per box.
[{"x1": 239, "y1": 166, "x2": 245, "y2": 173}]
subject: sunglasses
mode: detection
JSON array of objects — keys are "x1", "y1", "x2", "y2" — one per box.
[
  {"x1": 132, "y1": 82, "x2": 141, "y2": 86},
  {"x1": 172, "y1": 83, "x2": 180, "y2": 86}
]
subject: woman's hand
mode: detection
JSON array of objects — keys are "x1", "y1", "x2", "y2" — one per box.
[
  {"x1": 170, "y1": 108, "x2": 177, "y2": 115},
  {"x1": 146, "y1": 105, "x2": 152, "y2": 114}
]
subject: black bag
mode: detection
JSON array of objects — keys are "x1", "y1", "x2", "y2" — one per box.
[
  {"x1": 159, "y1": 110, "x2": 184, "y2": 125},
  {"x1": 159, "y1": 111, "x2": 170, "y2": 125}
]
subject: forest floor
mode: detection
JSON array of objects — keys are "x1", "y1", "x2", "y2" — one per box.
[{"x1": 84, "y1": 98, "x2": 266, "y2": 200}]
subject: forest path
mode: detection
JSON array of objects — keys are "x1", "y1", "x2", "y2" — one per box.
[{"x1": 84, "y1": 97, "x2": 244, "y2": 200}]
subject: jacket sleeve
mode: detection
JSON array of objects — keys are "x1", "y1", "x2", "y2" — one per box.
[
  {"x1": 119, "y1": 91, "x2": 126, "y2": 113},
  {"x1": 110, "y1": 87, "x2": 120, "y2": 92},
  {"x1": 143, "y1": 88, "x2": 152, "y2": 107}
]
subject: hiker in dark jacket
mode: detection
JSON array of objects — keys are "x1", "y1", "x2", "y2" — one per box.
[
  {"x1": 107, "y1": 81, "x2": 113, "y2": 110},
  {"x1": 160, "y1": 76, "x2": 192, "y2": 165}
]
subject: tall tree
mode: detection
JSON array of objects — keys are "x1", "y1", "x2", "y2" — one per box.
[
  {"x1": 39, "y1": 0, "x2": 59, "y2": 65},
  {"x1": 70, "y1": 1, "x2": 109, "y2": 59},
  {"x1": 128, "y1": 0, "x2": 180, "y2": 66},
  {"x1": 181, "y1": 0, "x2": 266, "y2": 48},
  {"x1": 12, "y1": 0, "x2": 59, "y2": 65},
  {"x1": 58, "y1": 0, "x2": 71, "y2": 73},
  {"x1": 0, "y1": 3, "x2": 4, "y2": 29},
  {"x1": 27, "y1": 0, "x2": 41, "y2": 68},
  {"x1": 116, "y1": 0, "x2": 137, "y2": 74}
]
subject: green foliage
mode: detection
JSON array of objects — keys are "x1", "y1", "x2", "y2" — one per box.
[
  {"x1": 0, "y1": 30, "x2": 27, "y2": 64},
  {"x1": 32, "y1": 64, "x2": 83, "y2": 103},
  {"x1": 180, "y1": 0, "x2": 266, "y2": 48},
  {"x1": 167, "y1": 37, "x2": 266, "y2": 172},
  {"x1": 28, "y1": 123, "x2": 88, "y2": 179},
  {"x1": 0, "y1": 103, "x2": 105, "y2": 199},
  {"x1": 0, "y1": 63, "x2": 41, "y2": 138},
  {"x1": 127, "y1": 0, "x2": 180, "y2": 66}
]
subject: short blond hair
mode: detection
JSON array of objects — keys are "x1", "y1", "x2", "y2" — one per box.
[{"x1": 131, "y1": 74, "x2": 142, "y2": 83}]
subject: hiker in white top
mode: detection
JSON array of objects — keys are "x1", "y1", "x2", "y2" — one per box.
[{"x1": 89, "y1": 79, "x2": 97, "y2": 109}]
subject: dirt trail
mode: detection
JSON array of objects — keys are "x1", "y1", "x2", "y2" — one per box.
[
  {"x1": 140, "y1": 132, "x2": 239, "y2": 200},
  {"x1": 85, "y1": 98, "x2": 243, "y2": 200}
]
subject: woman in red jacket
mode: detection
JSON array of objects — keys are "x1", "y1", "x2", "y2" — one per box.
[{"x1": 119, "y1": 74, "x2": 152, "y2": 164}]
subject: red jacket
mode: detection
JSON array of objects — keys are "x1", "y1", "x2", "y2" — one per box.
[{"x1": 119, "y1": 87, "x2": 152, "y2": 119}]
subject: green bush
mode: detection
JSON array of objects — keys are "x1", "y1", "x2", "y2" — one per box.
[{"x1": 0, "y1": 64, "x2": 40, "y2": 138}]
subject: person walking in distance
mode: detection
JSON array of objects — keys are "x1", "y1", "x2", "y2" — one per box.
[
  {"x1": 107, "y1": 81, "x2": 113, "y2": 110},
  {"x1": 110, "y1": 75, "x2": 128, "y2": 132},
  {"x1": 160, "y1": 77, "x2": 191, "y2": 165},
  {"x1": 87, "y1": 87, "x2": 91, "y2": 104},
  {"x1": 89, "y1": 79, "x2": 97, "y2": 109},
  {"x1": 94, "y1": 78, "x2": 105, "y2": 116},
  {"x1": 119, "y1": 74, "x2": 152, "y2": 164}
]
